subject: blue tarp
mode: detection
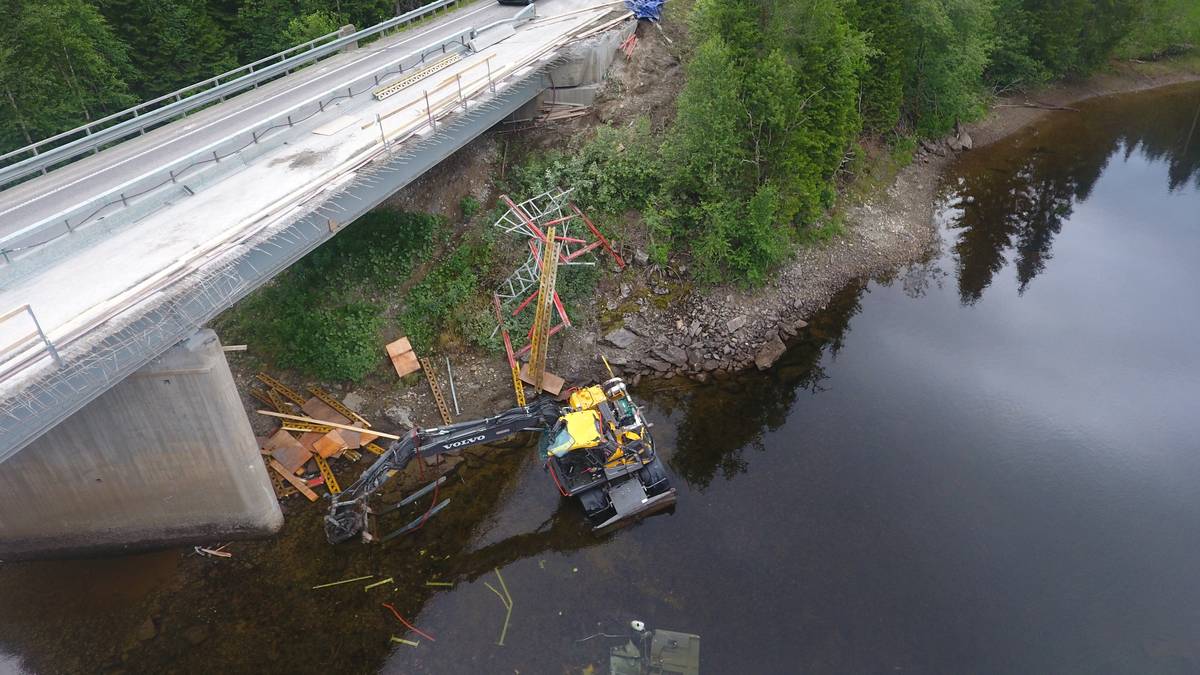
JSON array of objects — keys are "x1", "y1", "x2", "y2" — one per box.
[{"x1": 624, "y1": 0, "x2": 663, "y2": 21}]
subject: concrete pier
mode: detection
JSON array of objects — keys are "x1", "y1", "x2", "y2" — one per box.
[{"x1": 0, "y1": 329, "x2": 281, "y2": 560}]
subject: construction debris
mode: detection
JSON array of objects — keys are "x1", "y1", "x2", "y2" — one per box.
[
  {"x1": 252, "y1": 373, "x2": 388, "y2": 506},
  {"x1": 483, "y1": 567, "x2": 514, "y2": 647},
  {"x1": 363, "y1": 577, "x2": 394, "y2": 591},
  {"x1": 620, "y1": 33, "x2": 638, "y2": 58},
  {"x1": 193, "y1": 544, "x2": 232, "y2": 559},
  {"x1": 419, "y1": 356, "x2": 453, "y2": 426},
  {"x1": 445, "y1": 357, "x2": 460, "y2": 416},
  {"x1": 383, "y1": 603, "x2": 436, "y2": 642},
  {"x1": 268, "y1": 459, "x2": 319, "y2": 502},
  {"x1": 311, "y1": 574, "x2": 374, "y2": 590}
]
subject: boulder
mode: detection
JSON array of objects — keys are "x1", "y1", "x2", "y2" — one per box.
[
  {"x1": 754, "y1": 333, "x2": 787, "y2": 371},
  {"x1": 634, "y1": 249, "x2": 650, "y2": 266},
  {"x1": 384, "y1": 405, "x2": 414, "y2": 429},
  {"x1": 726, "y1": 316, "x2": 747, "y2": 333},
  {"x1": 959, "y1": 130, "x2": 973, "y2": 150},
  {"x1": 605, "y1": 351, "x2": 630, "y2": 366},
  {"x1": 602, "y1": 327, "x2": 637, "y2": 349},
  {"x1": 341, "y1": 391, "x2": 366, "y2": 412},
  {"x1": 641, "y1": 358, "x2": 671, "y2": 372},
  {"x1": 654, "y1": 345, "x2": 688, "y2": 367}
]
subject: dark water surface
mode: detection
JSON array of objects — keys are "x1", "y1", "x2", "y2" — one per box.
[{"x1": 0, "y1": 83, "x2": 1198, "y2": 674}]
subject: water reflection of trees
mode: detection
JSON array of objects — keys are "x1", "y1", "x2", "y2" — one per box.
[
  {"x1": 944, "y1": 86, "x2": 1200, "y2": 304},
  {"x1": 645, "y1": 282, "x2": 865, "y2": 489}
]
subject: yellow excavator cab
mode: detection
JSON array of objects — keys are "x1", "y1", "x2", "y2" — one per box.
[
  {"x1": 568, "y1": 385, "x2": 608, "y2": 412},
  {"x1": 545, "y1": 409, "x2": 604, "y2": 458}
]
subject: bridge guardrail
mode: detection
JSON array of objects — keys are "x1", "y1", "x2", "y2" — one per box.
[
  {"x1": 0, "y1": 304, "x2": 62, "y2": 382},
  {"x1": 0, "y1": 30, "x2": 478, "y2": 264},
  {"x1": 0, "y1": 0, "x2": 466, "y2": 189}
]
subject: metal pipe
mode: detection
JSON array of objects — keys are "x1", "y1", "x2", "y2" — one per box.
[{"x1": 446, "y1": 357, "x2": 460, "y2": 415}]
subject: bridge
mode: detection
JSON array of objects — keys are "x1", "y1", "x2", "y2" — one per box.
[{"x1": 0, "y1": 0, "x2": 633, "y2": 558}]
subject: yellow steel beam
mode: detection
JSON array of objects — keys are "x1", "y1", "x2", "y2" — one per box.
[
  {"x1": 419, "y1": 357, "x2": 454, "y2": 426},
  {"x1": 313, "y1": 454, "x2": 341, "y2": 494},
  {"x1": 255, "y1": 373, "x2": 307, "y2": 406},
  {"x1": 527, "y1": 227, "x2": 560, "y2": 391}
]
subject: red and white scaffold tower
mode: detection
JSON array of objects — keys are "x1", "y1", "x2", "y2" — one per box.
[{"x1": 491, "y1": 187, "x2": 625, "y2": 401}]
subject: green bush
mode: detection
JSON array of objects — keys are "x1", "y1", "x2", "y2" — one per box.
[
  {"x1": 511, "y1": 119, "x2": 662, "y2": 216},
  {"x1": 460, "y1": 195, "x2": 482, "y2": 219},
  {"x1": 398, "y1": 237, "x2": 493, "y2": 352},
  {"x1": 217, "y1": 209, "x2": 441, "y2": 381}
]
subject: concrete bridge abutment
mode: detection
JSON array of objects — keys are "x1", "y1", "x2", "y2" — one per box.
[{"x1": 0, "y1": 329, "x2": 281, "y2": 560}]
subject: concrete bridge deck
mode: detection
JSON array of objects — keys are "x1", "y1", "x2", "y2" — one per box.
[{"x1": 0, "y1": 0, "x2": 627, "y2": 462}]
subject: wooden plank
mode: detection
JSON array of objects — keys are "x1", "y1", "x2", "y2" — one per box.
[
  {"x1": 301, "y1": 397, "x2": 351, "y2": 426},
  {"x1": 307, "y1": 386, "x2": 371, "y2": 427},
  {"x1": 255, "y1": 411, "x2": 403, "y2": 440},
  {"x1": 269, "y1": 459, "x2": 319, "y2": 501}
]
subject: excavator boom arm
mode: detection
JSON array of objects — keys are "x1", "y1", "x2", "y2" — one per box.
[{"x1": 325, "y1": 397, "x2": 561, "y2": 543}]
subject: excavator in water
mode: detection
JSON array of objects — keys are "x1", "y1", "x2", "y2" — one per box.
[{"x1": 325, "y1": 376, "x2": 676, "y2": 544}]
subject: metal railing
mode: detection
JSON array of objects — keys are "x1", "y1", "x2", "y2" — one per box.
[
  {"x1": 0, "y1": 305, "x2": 61, "y2": 381},
  {"x1": 0, "y1": 5, "x2": 543, "y2": 263},
  {"x1": 0, "y1": 0, "x2": 467, "y2": 188},
  {"x1": 0, "y1": 30, "x2": 477, "y2": 263}
]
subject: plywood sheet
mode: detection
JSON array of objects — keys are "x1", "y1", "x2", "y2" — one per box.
[
  {"x1": 519, "y1": 363, "x2": 565, "y2": 396},
  {"x1": 265, "y1": 429, "x2": 312, "y2": 474},
  {"x1": 301, "y1": 397, "x2": 351, "y2": 426},
  {"x1": 391, "y1": 350, "x2": 421, "y2": 378},
  {"x1": 385, "y1": 337, "x2": 413, "y2": 358},
  {"x1": 313, "y1": 430, "x2": 347, "y2": 459}
]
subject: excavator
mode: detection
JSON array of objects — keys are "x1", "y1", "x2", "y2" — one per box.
[{"x1": 325, "y1": 376, "x2": 676, "y2": 544}]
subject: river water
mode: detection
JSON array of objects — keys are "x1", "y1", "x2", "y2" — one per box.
[{"x1": 0, "y1": 83, "x2": 1197, "y2": 674}]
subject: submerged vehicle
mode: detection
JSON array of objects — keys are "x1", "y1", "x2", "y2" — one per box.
[{"x1": 325, "y1": 376, "x2": 675, "y2": 544}]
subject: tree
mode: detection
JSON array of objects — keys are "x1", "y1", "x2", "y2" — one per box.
[
  {"x1": 97, "y1": 0, "x2": 237, "y2": 98},
  {"x1": 903, "y1": 0, "x2": 995, "y2": 135},
  {"x1": 659, "y1": 0, "x2": 866, "y2": 283},
  {"x1": 0, "y1": 0, "x2": 134, "y2": 154},
  {"x1": 237, "y1": 0, "x2": 299, "y2": 61},
  {"x1": 282, "y1": 10, "x2": 342, "y2": 47},
  {"x1": 846, "y1": 0, "x2": 910, "y2": 134},
  {"x1": 988, "y1": 0, "x2": 1137, "y2": 86}
]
